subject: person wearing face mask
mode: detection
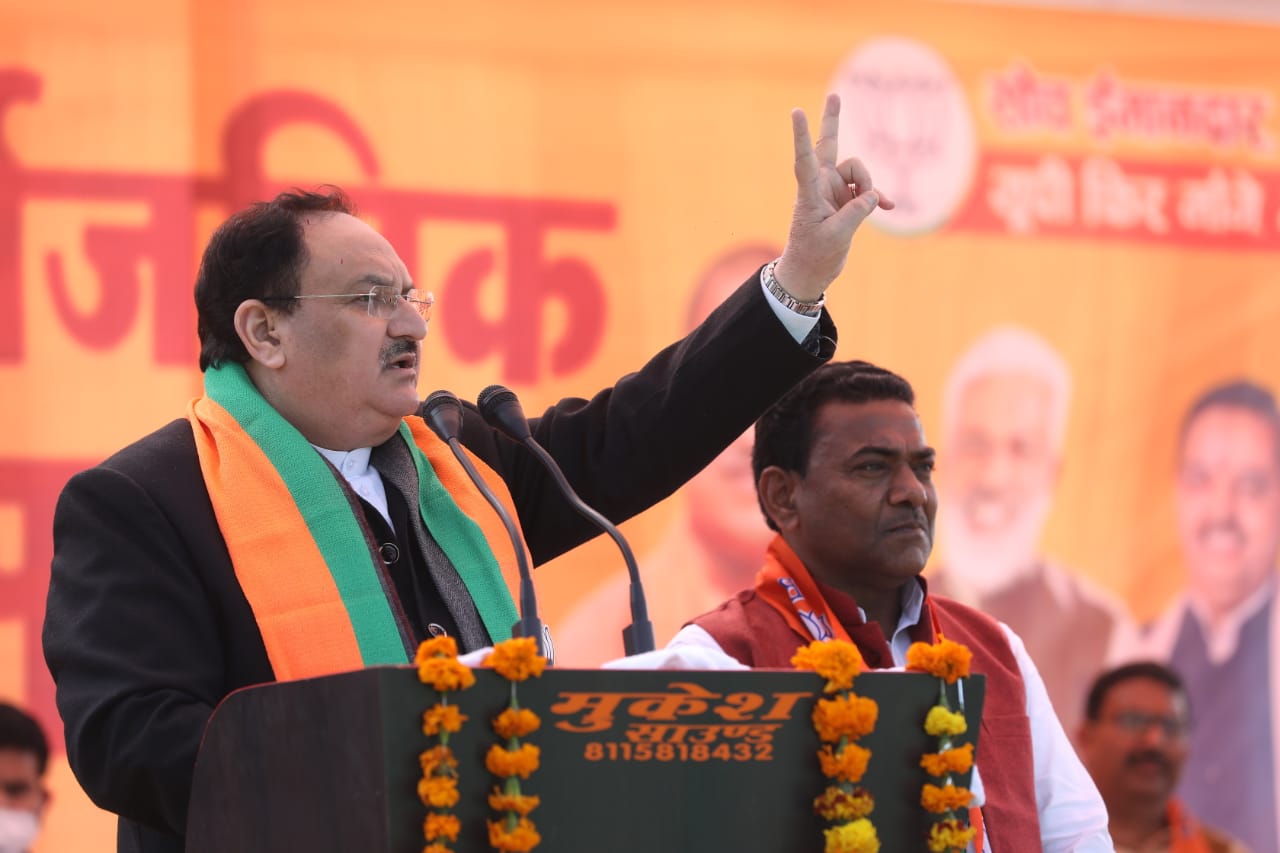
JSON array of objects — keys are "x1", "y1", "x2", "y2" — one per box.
[
  {"x1": 0, "y1": 702, "x2": 49, "y2": 853},
  {"x1": 1077, "y1": 662, "x2": 1250, "y2": 853},
  {"x1": 1142, "y1": 380, "x2": 1280, "y2": 853}
]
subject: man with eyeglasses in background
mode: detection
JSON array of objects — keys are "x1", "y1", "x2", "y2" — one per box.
[
  {"x1": 1078, "y1": 662, "x2": 1251, "y2": 853},
  {"x1": 0, "y1": 702, "x2": 49, "y2": 853},
  {"x1": 43, "y1": 96, "x2": 893, "y2": 853}
]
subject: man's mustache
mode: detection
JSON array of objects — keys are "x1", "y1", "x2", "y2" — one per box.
[
  {"x1": 379, "y1": 339, "x2": 418, "y2": 369},
  {"x1": 1195, "y1": 519, "x2": 1245, "y2": 544},
  {"x1": 1125, "y1": 750, "x2": 1173, "y2": 773}
]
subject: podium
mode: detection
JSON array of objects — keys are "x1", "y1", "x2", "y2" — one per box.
[{"x1": 187, "y1": 667, "x2": 983, "y2": 852}]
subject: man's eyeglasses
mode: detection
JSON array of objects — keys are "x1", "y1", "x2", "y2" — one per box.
[
  {"x1": 266, "y1": 285, "x2": 434, "y2": 320},
  {"x1": 1105, "y1": 711, "x2": 1189, "y2": 739}
]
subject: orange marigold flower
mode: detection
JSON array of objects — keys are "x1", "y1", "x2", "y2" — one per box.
[
  {"x1": 822, "y1": 817, "x2": 880, "y2": 853},
  {"x1": 485, "y1": 637, "x2": 548, "y2": 682},
  {"x1": 817, "y1": 743, "x2": 871, "y2": 783},
  {"x1": 493, "y1": 707, "x2": 542, "y2": 740},
  {"x1": 921, "y1": 783, "x2": 973, "y2": 814},
  {"x1": 416, "y1": 635, "x2": 460, "y2": 663},
  {"x1": 422, "y1": 703, "x2": 467, "y2": 736},
  {"x1": 923, "y1": 706, "x2": 967, "y2": 738},
  {"x1": 927, "y1": 819, "x2": 977, "y2": 853},
  {"x1": 920, "y1": 743, "x2": 975, "y2": 777},
  {"x1": 419, "y1": 745, "x2": 459, "y2": 777},
  {"x1": 485, "y1": 743, "x2": 542, "y2": 779},
  {"x1": 423, "y1": 844, "x2": 452, "y2": 853},
  {"x1": 792, "y1": 640, "x2": 865, "y2": 693},
  {"x1": 906, "y1": 638, "x2": 972, "y2": 684},
  {"x1": 812, "y1": 785, "x2": 875, "y2": 822},
  {"x1": 417, "y1": 775, "x2": 460, "y2": 809},
  {"x1": 423, "y1": 812, "x2": 461, "y2": 842},
  {"x1": 418, "y1": 656, "x2": 476, "y2": 692},
  {"x1": 487, "y1": 817, "x2": 542, "y2": 853},
  {"x1": 488, "y1": 787, "x2": 542, "y2": 816},
  {"x1": 812, "y1": 693, "x2": 879, "y2": 742}
]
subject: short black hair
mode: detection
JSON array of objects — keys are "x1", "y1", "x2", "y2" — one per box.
[
  {"x1": 195, "y1": 186, "x2": 356, "y2": 371},
  {"x1": 752, "y1": 360, "x2": 916, "y2": 531},
  {"x1": 1179, "y1": 379, "x2": 1280, "y2": 463},
  {"x1": 1083, "y1": 661, "x2": 1187, "y2": 723},
  {"x1": 0, "y1": 702, "x2": 49, "y2": 776}
]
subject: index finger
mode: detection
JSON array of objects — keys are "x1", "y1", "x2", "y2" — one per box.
[{"x1": 792, "y1": 106, "x2": 819, "y2": 188}]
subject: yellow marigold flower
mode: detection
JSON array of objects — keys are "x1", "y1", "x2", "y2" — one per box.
[
  {"x1": 792, "y1": 640, "x2": 865, "y2": 693},
  {"x1": 422, "y1": 703, "x2": 467, "y2": 736},
  {"x1": 485, "y1": 637, "x2": 548, "y2": 682},
  {"x1": 418, "y1": 656, "x2": 476, "y2": 692},
  {"x1": 485, "y1": 743, "x2": 542, "y2": 779},
  {"x1": 419, "y1": 745, "x2": 458, "y2": 777},
  {"x1": 493, "y1": 707, "x2": 542, "y2": 740},
  {"x1": 823, "y1": 817, "x2": 880, "y2": 853},
  {"x1": 923, "y1": 706, "x2": 968, "y2": 737},
  {"x1": 927, "y1": 819, "x2": 977, "y2": 852},
  {"x1": 812, "y1": 693, "x2": 879, "y2": 742},
  {"x1": 416, "y1": 635, "x2": 460, "y2": 663},
  {"x1": 488, "y1": 787, "x2": 542, "y2": 816},
  {"x1": 812, "y1": 786, "x2": 875, "y2": 822},
  {"x1": 417, "y1": 775, "x2": 460, "y2": 809},
  {"x1": 921, "y1": 783, "x2": 973, "y2": 814},
  {"x1": 487, "y1": 817, "x2": 542, "y2": 853},
  {"x1": 423, "y1": 812, "x2": 461, "y2": 842},
  {"x1": 920, "y1": 743, "x2": 975, "y2": 777},
  {"x1": 817, "y1": 743, "x2": 871, "y2": 783}
]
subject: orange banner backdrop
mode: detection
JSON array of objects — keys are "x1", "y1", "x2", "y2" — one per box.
[{"x1": 3, "y1": 0, "x2": 1280, "y2": 850}]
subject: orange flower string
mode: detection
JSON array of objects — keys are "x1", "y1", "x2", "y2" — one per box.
[
  {"x1": 913, "y1": 636, "x2": 977, "y2": 853},
  {"x1": 484, "y1": 638, "x2": 547, "y2": 852},
  {"x1": 905, "y1": 636, "x2": 972, "y2": 684},
  {"x1": 813, "y1": 786, "x2": 875, "y2": 822},
  {"x1": 812, "y1": 693, "x2": 879, "y2": 742},
  {"x1": 795, "y1": 639, "x2": 880, "y2": 853},
  {"x1": 792, "y1": 640, "x2": 865, "y2": 693},
  {"x1": 919, "y1": 744, "x2": 974, "y2": 777},
  {"x1": 416, "y1": 638, "x2": 473, "y2": 853},
  {"x1": 493, "y1": 708, "x2": 541, "y2": 740},
  {"x1": 486, "y1": 637, "x2": 547, "y2": 682},
  {"x1": 487, "y1": 817, "x2": 542, "y2": 853}
]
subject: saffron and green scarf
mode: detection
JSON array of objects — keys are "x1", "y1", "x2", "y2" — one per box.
[{"x1": 187, "y1": 362, "x2": 523, "y2": 680}]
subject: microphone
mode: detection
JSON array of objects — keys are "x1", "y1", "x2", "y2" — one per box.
[
  {"x1": 477, "y1": 384, "x2": 656, "y2": 656},
  {"x1": 419, "y1": 391, "x2": 548, "y2": 659}
]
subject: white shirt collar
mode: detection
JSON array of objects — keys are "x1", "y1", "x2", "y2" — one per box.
[{"x1": 1187, "y1": 574, "x2": 1276, "y2": 663}]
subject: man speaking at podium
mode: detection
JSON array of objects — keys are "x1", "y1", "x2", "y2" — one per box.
[
  {"x1": 42, "y1": 95, "x2": 888, "y2": 853},
  {"x1": 668, "y1": 361, "x2": 1113, "y2": 852}
]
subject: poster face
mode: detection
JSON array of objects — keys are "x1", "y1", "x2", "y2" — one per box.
[{"x1": 4, "y1": 1, "x2": 1280, "y2": 850}]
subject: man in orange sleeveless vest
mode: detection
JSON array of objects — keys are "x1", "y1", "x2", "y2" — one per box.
[
  {"x1": 668, "y1": 360, "x2": 1113, "y2": 852},
  {"x1": 43, "y1": 95, "x2": 892, "y2": 853},
  {"x1": 1078, "y1": 662, "x2": 1252, "y2": 853}
]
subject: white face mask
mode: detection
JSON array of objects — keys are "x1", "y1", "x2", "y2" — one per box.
[{"x1": 0, "y1": 807, "x2": 39, "y2": 853}]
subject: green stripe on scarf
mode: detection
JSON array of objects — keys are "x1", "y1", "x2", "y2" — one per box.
[
  {"x1": 205, "y1": 363, "x2": 408, "y2": 664},
  {"x1": 206, "y1": 363, "x2": 518, "y2": 658},
  {"x1": 402, "y1": 421, "x2": 518, "y2": 643}
]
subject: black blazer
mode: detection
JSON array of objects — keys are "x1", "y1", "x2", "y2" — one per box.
[{"x1": 43, "y1": 276, "x2": 834, "y2": 852}]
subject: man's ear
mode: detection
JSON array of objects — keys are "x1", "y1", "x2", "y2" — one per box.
[
  {"x1": 234, "y1": 300, "x2": 286, "y2": 369},
  {"x1": 758, "y1": 466, "x2": 801, "y2": 532}
]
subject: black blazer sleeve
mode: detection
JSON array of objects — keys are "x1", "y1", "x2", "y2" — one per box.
[{"x1": 458, "y1": 271, "x2": 835, "y2": 564}]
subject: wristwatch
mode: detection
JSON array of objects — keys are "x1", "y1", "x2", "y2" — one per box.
[{"x1": 761, "y1": 260, "x2": 825, "y2": 318}]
